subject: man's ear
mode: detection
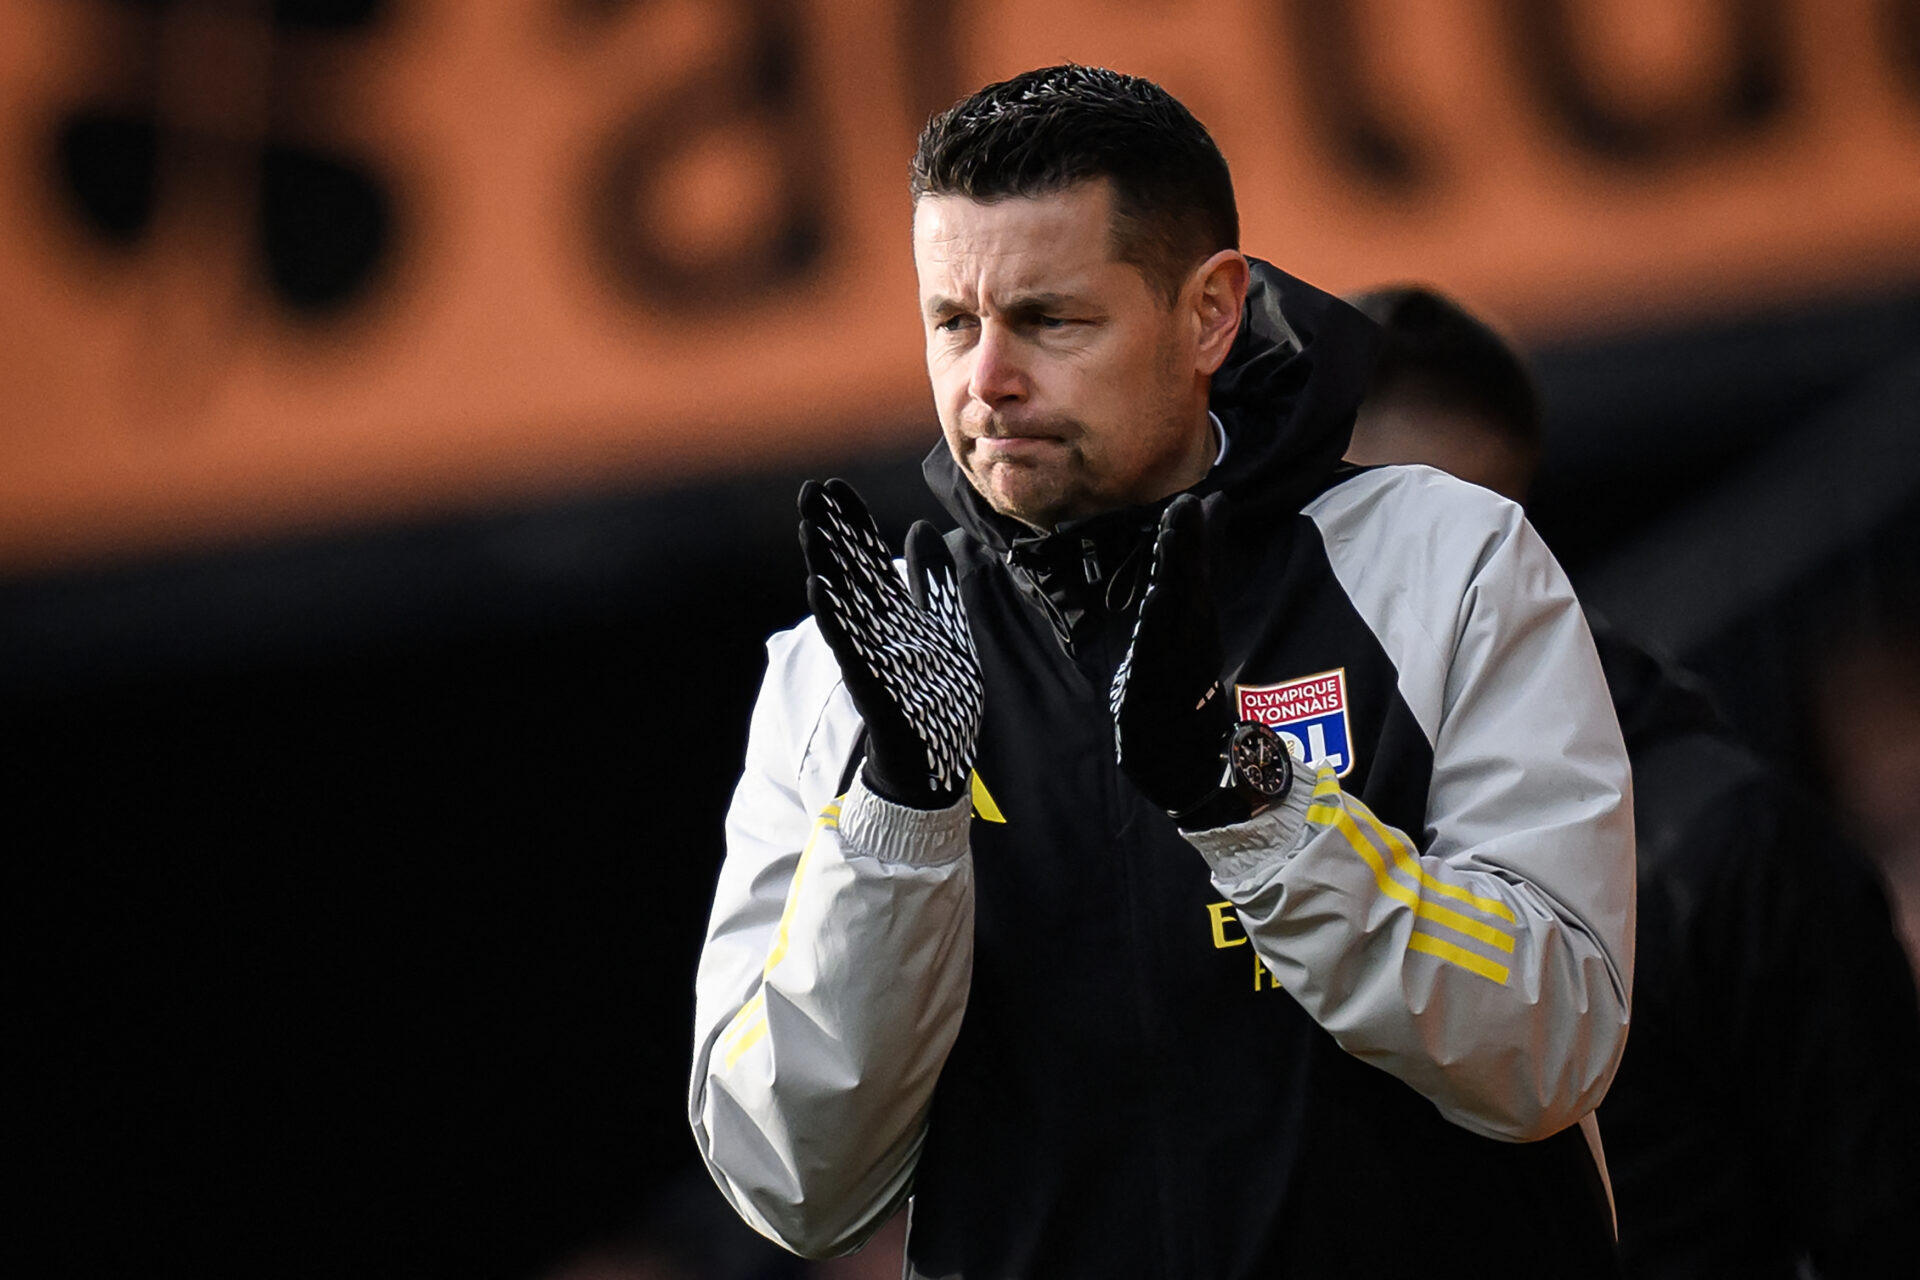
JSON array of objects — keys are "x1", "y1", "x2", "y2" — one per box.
[{"x1": 1189, "y1": 251, "x2": 1250, "y2": 377}]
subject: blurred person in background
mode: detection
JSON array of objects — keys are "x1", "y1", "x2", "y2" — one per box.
[
  {"x1": 690, "y1": 66, "x2": 1635, "y2": 1278},
  {"x1": 1814, "y1": 621, "x2": 1920, "y2": 979},
  {"x1": 1345, "y1": 284, "x2": 1920, "y2": 1278}
]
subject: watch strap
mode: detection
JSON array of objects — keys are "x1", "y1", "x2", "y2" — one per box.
[
  {"x1": 1172, "y1": 785, "x2": 1258, "y2": 832},
  {"x1": 1170, "y1": 720, "x2": 1292, "y2": 832}
]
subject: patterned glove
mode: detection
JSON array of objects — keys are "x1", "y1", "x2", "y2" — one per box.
[
  {"x1": 1110, "y1": 494, "x2": 1233, "y2": 816},
  {"x1": 798, "y1": 478, "x2": 984, "y2": 809}
]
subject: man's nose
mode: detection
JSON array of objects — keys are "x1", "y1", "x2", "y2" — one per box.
[{"x1": 967, "y1": 326, "x2": 1026, "y2": 407}]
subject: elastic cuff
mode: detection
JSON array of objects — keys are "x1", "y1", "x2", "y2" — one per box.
[
  {"x1": 838, "y1": 773, "x2": 973, "y2": 867},
  {"x1": 1181, "y1": 777, "x2": 1314, "y2": 888}
]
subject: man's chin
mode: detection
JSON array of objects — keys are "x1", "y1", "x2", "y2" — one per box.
[{"x1": 969, "y1": 469, "x2": 1071, "y2": 532}]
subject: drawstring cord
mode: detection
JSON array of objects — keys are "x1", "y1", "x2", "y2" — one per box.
[{"x1": 1103, "y1": 537, "x2": 1151, "y2": 615}]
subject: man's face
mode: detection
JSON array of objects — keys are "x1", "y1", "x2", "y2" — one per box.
[{"x1": 912, "y1": 180, "x2": 1218, "y2": 531}]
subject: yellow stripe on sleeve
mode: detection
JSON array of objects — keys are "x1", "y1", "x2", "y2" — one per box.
[
  {"x1": 1312, "y1": 768, "x2": 1516, "y2": 925},
  {"x1": 1307, "y1": 801, "x2": 1421, "y2": 914},
  {"x1": 1305, "y1": 793, "x2": 1516, "y2": 981},
  {"x1": 718, "y1": 989, "x2": 769, "y2": 1070},
  {"x1": 718, "y1": 799, "x2": 845, "y2": 1075},
  {"x1": 1308, "y1": 803, "x2": 1517, "y2": 954},
  {"x1": 720, "y1": 990, "x2": 766, "y2": 1054},
  {"x1": 762, "y1": 800, "x2": 842, "y2": 976},
  {"x1": 1409, "y1": 931, "x2": 1511, "y2": 984},
  {"x1": 723, "y1": 1013, "x2": 770, "y2": 1069},
  {"x1": 1346, "y1": 798, "x2": 1519, "y2": 925}
]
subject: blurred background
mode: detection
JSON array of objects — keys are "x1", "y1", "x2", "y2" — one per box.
[{"x1": 5, "y1": 1, "x2": 1917, "y2": 1277}]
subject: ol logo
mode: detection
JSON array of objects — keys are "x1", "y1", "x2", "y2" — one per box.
[{"x1": 1235, "y1": 668, "x2": 1355, "y2": 777}]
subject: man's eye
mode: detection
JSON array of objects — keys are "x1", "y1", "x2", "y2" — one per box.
[{"x1": 935, "y1": 315, "x2": 975, "y2": 333}]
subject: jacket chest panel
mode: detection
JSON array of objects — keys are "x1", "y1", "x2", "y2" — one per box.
[
  {"x1": 955, "y1": 562, "x2": 1319, "y2": 1040},
  {"x1": 948, "y1": 529, "x2": 1440, "y2": 1034}
]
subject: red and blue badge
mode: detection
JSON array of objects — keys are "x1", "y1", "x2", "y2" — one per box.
[{"x1": 1235, "y1": 668, "x2": 1355, "y2": 777}]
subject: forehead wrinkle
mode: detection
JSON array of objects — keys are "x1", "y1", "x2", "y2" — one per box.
[
  {"x1": 914, "y1": 192, "x2": 1116, "y2": 304},
  {"x1": 917, "y1": 226, "x2": 1104, "y2": 316},
  {"x1": 925, "y1": 288, "x2": 1086, "y2": 321}
]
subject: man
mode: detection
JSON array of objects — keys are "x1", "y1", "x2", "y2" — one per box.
[
  {"x1": 690, "y1": 67, "x2": 1635, "y2": 1278},
  {"x1": 1345, "y1": 284, "x2": 1920, "y2": 1277}
]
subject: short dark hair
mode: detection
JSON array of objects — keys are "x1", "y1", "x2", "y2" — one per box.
[
  {"x1": 1348, "y1": 285, "x2": 1543, "y2": 449},
  {"x1": 910, "y1": 65, "x2": 1238, "y2": 303}
]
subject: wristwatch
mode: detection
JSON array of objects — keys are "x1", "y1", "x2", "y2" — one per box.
[{"x1": 1172, "y1": 719, "x2": 1295, "y2": 831}]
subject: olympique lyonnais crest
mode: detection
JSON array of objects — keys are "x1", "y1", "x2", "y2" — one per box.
[{"x1": 1236, "y1": 669, "x2": 1356, "y2": 777}]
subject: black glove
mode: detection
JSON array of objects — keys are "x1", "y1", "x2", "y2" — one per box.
[
  {"x1": 1110, "y1": 494, "x2": 1232, "y2": 816},
  {"x1": 799, "y1": 478, "x2": 984, "y2": 809}
]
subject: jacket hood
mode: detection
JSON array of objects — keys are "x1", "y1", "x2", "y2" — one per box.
[{"x1": 923, "y1": 258, "x2": 1383, "y2": 552}]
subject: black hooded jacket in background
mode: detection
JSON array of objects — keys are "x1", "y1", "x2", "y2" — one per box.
[{"x1": 1591, "y1": 622, "x2": 1920, "y2": 1279}]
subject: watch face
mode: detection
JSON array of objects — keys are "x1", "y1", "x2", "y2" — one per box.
[{"x1": 1228, "y1": 721, "x2": 1292, "y2": 797}]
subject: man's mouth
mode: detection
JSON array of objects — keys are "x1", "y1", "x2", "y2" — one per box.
[
  {"x1": 973, "y1": 435, "x2": 1062, "y2": 460},
  {"x1": 970, "y1": 416, "x2": 1072, "y2": 452}
]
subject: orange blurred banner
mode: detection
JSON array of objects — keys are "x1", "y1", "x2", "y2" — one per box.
[{"x1": 3, "y1": 0, "x2": 1917, "y2": 569}]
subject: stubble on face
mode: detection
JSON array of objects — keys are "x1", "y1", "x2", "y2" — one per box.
[
  {"x1": 958, "y1": 406, "x2": 1088, "y2": 528},
  {"x1": 958, "y1": 333, "x2": 1189, "y2": 529}
]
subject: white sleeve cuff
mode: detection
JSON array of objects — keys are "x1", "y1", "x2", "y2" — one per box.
[
  {"x1": 836, "y1": 773, "x2": 974, "y2": 867},
  {"x1": 1180, "y1": 777, "x2": 1315, "y2": 891}
]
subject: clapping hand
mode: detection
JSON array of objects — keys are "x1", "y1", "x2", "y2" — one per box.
[{"x1": 798, "y1": 479, "x2": 984, "y2": 809}]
